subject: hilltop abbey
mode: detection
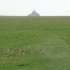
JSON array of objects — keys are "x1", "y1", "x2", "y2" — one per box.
[{"x1": 28, "y1": 10, "x2": 40, "y2": 16}]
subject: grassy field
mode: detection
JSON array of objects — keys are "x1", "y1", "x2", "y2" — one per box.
[{"x1": 0, "y1": 16, "x2": 70, "y2": 70}]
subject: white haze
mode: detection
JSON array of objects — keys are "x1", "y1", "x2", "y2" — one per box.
[{"x1": 0, "y1": 0, "x2": 70, "y2": 16}]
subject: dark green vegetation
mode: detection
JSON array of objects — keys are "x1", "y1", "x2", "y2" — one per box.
[{"x1": 0, "y1": 16, "x2": 70, "y2": 70}]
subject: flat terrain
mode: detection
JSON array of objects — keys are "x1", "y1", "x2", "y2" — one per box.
[{"x1": 0, "y1": 16, "x2": 70, "y2": 70}]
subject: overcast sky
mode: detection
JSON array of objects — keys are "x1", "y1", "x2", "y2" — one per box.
[{"x1": 0, "y1": 0, "x2": 70, "y2": 16}]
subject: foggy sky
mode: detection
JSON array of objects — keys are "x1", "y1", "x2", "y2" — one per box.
[{"x1": 0, "y1": 0, "x2": 70, "y2": 16}]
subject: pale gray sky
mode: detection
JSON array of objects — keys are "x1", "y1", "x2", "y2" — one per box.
[{"x1": 0, "y1": 0, "x2": 70, "y2": 16}]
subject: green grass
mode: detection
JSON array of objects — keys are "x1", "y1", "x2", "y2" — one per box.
[{"x1": 0, "y1": 16, "x2": 70, "y2": 70}]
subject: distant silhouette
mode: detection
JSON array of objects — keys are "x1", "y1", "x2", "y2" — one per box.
[{"x1": 28, "y1": 10, "x2": 40, "y2": 16}]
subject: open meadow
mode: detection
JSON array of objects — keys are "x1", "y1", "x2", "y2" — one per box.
[{"x1": 0, "y1": 16, "x2": 70, "y2": 70}]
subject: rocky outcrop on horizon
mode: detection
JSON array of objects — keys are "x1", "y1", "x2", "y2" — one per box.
[{"x1": 28, "y1": 10, "x2": 40, "y2": 16}]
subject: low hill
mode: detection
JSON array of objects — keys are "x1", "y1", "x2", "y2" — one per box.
[{"x1": 28, "y1": 10, "x2": 40, "y2": 16}]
